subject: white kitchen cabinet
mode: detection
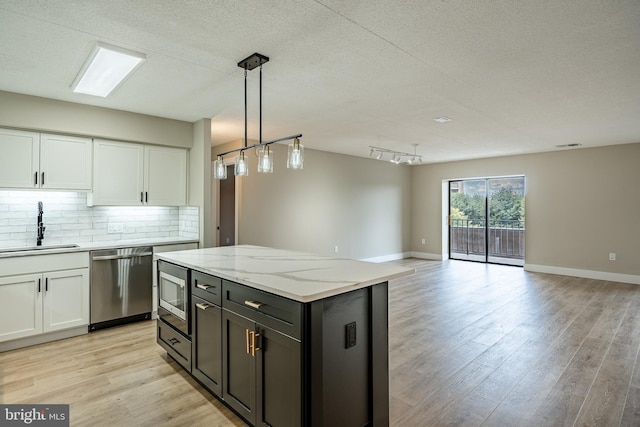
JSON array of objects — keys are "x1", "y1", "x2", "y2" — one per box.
[
  {"x1": 0, "y1": 252, "x2": 90, "y2": 348},
  {"x1": 0, "y1": 127, "x2": 92, "y2": 190},
  {"x1": 145, "y1": 145, "x2": 187, "y2": 206},
  {"x1": 0, "y1": 273, "x2": 42, "y2": 341},
  {"x1": 43, "y1": 268, "x2": 90, "y2": 333},
  {"x1": 39, "y1": 133, "x2": 93, "y2": 190},
  {"x1": 0, "y1": 268, "x2": 89, "y2": 342},
  {"x1": 89, "y1": 139, "x2": 145, "y2": 205},
  {"x1": 0, "y1": 128, "x2": 40, "y2": 188},
  {"x1": 88, "y1": 139, "x2": 187, "y2": 206}
]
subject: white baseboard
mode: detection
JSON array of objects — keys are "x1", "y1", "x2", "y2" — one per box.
[
  {"x1": 410, "y1": 251, "x2": 444, "y2": 261},
  {"x1": 361, "y1": 252, "x2": 411, "y2": 263},
  {"x1": 525, "y1": 263, "x2": 640, "y2": 285},
  {"x1": 0, "y1": 326, "x2": 88, "y2": 352}
]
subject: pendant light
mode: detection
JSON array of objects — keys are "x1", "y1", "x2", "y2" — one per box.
[
  {"x1": 287, "y1": 138, "x2": 304, "y2": 169},
  {"x1": 213, "y1": 155, "x2": 227, "y2": 179},
  {"x1": 235, "y1": 151, "x2": 248, "y2": 176},
  {"x1": 213, "y1": 53, "x2": 303, "y2": 179},
  {"x1": 257, "y1": 145, "x2": 273, "y2": 173}
]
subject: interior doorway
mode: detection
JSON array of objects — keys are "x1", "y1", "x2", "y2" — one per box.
[
  {"x1": 449, "y1": 176, "x2": 525, "y2": 266},
  {"x1": 218, "y1": 165, "x2": 236, "y2": 246}
]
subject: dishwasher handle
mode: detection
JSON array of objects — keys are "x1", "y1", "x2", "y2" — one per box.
[{"x1": 92, "y1": 252, "x2": 153, "y2": 261}]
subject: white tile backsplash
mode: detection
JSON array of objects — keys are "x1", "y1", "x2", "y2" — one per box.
[{"x1": 0, "y1": 191, "x2": 199, "y2": 248}]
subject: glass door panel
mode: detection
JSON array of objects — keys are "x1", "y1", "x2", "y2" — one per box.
[
  {"x1": 487, "y1": 177, "x2": 525, "y2": 266},
  {"x1": 449, "y1": 180, "x2": 487, "y2": 262}
]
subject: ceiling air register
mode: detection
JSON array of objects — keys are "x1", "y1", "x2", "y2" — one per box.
[{"x1": 214, "y1": 53, "x2": 303, "y2": 179}]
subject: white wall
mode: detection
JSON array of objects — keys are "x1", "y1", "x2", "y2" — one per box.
[
  {"x1": 213, "y1": 143, "x2": 412, "y2": 260},
  {"x1": 411, "y1": 143, "x2": 640, "y2": 282},
  {"x1": 0, "y1": 90, "x2": 192, "y2": 148}
]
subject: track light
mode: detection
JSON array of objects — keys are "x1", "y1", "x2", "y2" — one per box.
[{"x1": 369, "y1": 144, "x2": 423, "y2": 165}]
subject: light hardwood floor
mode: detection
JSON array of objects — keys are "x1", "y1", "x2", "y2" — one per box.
[{"x1": 1, "y1": 259, "x2": 639, "y2": 426}]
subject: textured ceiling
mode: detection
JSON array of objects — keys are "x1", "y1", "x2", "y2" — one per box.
[{"x1": 0, "y1": 0, "x2": 639, "y2": 163}]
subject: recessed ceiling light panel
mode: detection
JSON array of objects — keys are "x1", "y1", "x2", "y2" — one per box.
[
  {"x1": 433, "y1": 117, "x2": 452, "y2": 123},
  {"x1": 71, "y1": 42, "x2": 146, "y2": 97}
]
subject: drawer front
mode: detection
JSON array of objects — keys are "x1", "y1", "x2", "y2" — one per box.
[
  {"x1": 223, "y1": 280, "x2": 302, "y2": 340},
  {"x1": 192, "y1": 271, "x2": 222, "y2": 306},
  {"x1": 157, "y1": 319, "x2": 191, "y2": 371}
]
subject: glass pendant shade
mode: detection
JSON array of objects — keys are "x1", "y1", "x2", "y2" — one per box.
[
  {"x1": 235, "y1": 152, "x2": 248, "y2": 176},
  {"x1": 213, "y1": 156, "x2": 227, "y2": 179},
  {"x1": 287, "y1": 138, "x2": 304, "y2": 169},
  {"x1": 257, "y1": 146, "x2": 273, "y2": 173}
]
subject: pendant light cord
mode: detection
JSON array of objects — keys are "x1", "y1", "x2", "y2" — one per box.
[
  {"x1": 259, "y1": 64, "x2": 262, "y2": 145},
  {"x1": 244, "y1": 68, "x2": 248, "y2": 149}
]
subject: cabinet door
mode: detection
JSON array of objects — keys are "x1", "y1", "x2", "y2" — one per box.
[
  {"x1": 40, "y1": 134, "x2": 92, "y2": 190},
  {"x1": 256, "y1": 326, "x2": 301, "y2": 427},
  {"x1": 192, "y1": 295, "x2": 222, "y2": 396},
  {"x1": 144, "y1": 145, "x2": 187, "y2": 206},
  {"x1": 222, "y1": 310, "x2": 256, "y2": 425},
  {"x1": 0, "y1": 274, "x2": 43, "y2": 342},
  {"x1": 0, "y1": 128, "x2": 39, "y2": 189},
  {"x1": 43, "y1": 268, "x2": 89, "y2": 333},
  {"x1": 89, "y1": 140, "x2": 144, "y2": 206}
]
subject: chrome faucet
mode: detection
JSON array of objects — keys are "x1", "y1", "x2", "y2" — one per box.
[{"x1": 37, "y1": 201, "x2": 45, "y2": 246}]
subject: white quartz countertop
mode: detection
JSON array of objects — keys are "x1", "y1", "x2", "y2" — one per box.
[
  {"x1": 155, "y1": 245, "x2": 415, "y2": 303},
  {"x1": 0, "y1": 237, "x2": 199, "y2": 258}
]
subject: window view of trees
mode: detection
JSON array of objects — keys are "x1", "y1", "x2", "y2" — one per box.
[
  {"x1": 449, "y1": 177, "x2": 525, "y2": 264},
  {"x1": 450, "y1": 183, "x2": 525, "y2": 227}
]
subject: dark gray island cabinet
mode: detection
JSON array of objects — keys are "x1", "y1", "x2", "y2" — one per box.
[{"x1": 155, "y1": 245, "x2": 414, "y2": 427}]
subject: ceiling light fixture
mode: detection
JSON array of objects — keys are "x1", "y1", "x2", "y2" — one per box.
[
  {"x1": 433, "y1": 117, "x2": 452, "y2": 123},
  {"x1": 71, "y1": 42, "x2": 146, "y2": 97},
  {"x1": 369, "y1": 144, "x2": 423, "y2": 165},
  {"x1": 214, "y1": 53, "x2": 303, "y2": 179}
]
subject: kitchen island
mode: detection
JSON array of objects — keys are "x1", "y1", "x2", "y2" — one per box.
[{"x1": 155, "y1": 245, "x2": 414, "y2": 427}]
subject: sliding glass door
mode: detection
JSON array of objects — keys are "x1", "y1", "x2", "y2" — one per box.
[{"x1": 449, "y1": 177, "x2": 525, "y2": 265}]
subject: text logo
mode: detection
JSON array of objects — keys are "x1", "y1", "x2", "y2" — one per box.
[{"x1": 0, "y1": 405, "x2": 69, "y2": 426}]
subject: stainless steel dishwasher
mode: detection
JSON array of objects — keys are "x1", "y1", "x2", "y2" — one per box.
[{"x1": 90, "y1": 246, "x2": 153, "y2": 331}]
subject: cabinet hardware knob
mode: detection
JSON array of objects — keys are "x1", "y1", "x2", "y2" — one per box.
[
  {"x1": 196, "y1": 302, "x2": 211, "y2": 311},
  {"x1": 244, "y1": 300, "x2": 263, "y2": 309},
  {"x1": 196, "y1": 283, "x2": 213, "y2": 290}
]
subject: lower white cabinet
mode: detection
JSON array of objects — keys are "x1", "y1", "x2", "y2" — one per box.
[
  {"x1": 0, "y1": 252, "x2": 90, "y2": 345},
  {"x1": 0, "y1": 268, "x2": 89, "y2": 342}
]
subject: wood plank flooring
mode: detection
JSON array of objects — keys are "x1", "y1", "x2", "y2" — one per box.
[{"x1": 1, "y1": 259, "x2": 639, "y2": 426}]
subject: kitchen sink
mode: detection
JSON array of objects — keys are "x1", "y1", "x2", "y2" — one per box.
[{"x1": 0, "y1": 244, "x2": 80, "y2": 253}]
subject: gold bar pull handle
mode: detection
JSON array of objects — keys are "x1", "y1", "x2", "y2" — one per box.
[
  {"x1": 246, "y1": 329, "x2": 251, "y2": 354},
  {"x1": 196, "y1": 283, "x2": 212, "y2": 290},
  {"x1": 251, "y1": 331, "x2": 261, "y2": 356},
  {"x1": 195, "y1": 302, "x2": 211, "y2": 311},
  {"x1": 244, "y1": 300, "x2": 263, "y2": 309}
]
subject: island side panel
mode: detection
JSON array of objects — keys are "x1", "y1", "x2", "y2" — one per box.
[
  {"x1": 371, "y1": 282, "x2": 390, "y2": 426},
  {"x1": 308, "y1": 282, "x2": 389, "y2": 426}
]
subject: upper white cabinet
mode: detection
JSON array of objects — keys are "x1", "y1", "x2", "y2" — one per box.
[
  {"x1": 0, "y1": 127, "x2": 92, "y2": 190},
  {"x1": 88, "y1": 139, "x2": 187, "y2": 206},
  {"x1": 39, "y1": 133, "x2": 93, "y2": 190},
  {"x1": 145, "y1": 145, "x2": 188, "y2": 206}
]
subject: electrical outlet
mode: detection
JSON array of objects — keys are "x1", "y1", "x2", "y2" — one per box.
[
  {"x1": 421, "y1": 238, "x2": 426, "y2": 245},
  {"x1": 334, "y1": 245, "x2": 339, "y2": 253},
  {"x1": 107, "y1": 223, "x2": 123, "y2": 233},
  {"x1": 609, "y1": 252, "x2": 616, "y2": 261}
]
